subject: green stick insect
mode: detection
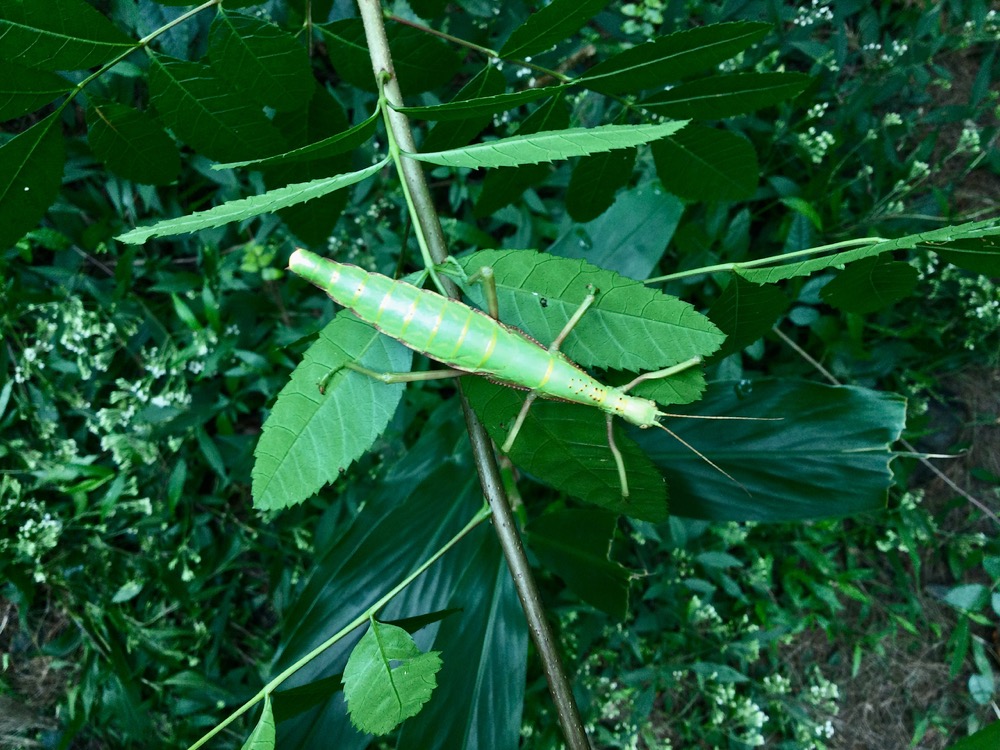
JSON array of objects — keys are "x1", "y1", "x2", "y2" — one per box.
[{"x1": 289, "y1": 248, "x2": 757, "y2": 500}]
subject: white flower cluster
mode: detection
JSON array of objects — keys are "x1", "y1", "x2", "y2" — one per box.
[
  {"x1": 797, "y1": 126, "x2": 836, "y2": 164},
  {"x1": 621, "y1": 0, "x2": 664, "y2": 38},
  {"x1": 0, "y1": 476, "x2": 63, "y2": 583},
  {"x1": 793, "y1": 0, "x2": 834, "y2": 28}
]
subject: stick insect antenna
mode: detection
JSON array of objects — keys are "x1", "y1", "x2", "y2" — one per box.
[{"x1": 652, "y1": 420, "x2": 751, "y2": 496}]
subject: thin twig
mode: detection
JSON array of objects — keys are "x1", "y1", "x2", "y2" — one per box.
[{"x1": 356, "y1": 2, "x2": 592, "y2": 747}]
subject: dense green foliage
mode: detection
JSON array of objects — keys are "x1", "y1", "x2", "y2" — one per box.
[{"x1": 1, "y1": 1, "x2": 998, "y2": 749}]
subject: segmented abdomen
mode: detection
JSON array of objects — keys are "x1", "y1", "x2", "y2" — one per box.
[{"x1": 288, "y1": 249, "x2": 630, "y2": 415}]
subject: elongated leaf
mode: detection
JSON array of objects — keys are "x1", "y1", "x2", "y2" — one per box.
[
  {"x1": 500, "y1": 0, "x2": 607, "y2": 58},
  {"x1": 421, "y1": 66, "x2": 507, "y2": 153},
  {"x1": 116, "y1": 158, "x2": 388, "y2": 243},
  {"x1": 551, "y1": 183, "x2": 683, "y2": 280},
  {"x1": 943, "y1": 720, "x2": 1000, "y2": 750},
  {"x1": 213, "y1": 112, "x2": 379, "y2": 170},
  {"x1": 580, "y1": 22, "x2": 771, "y2": 94},
  {"x1": 707, "y1": 274, "x2": 790, "y2": 358},
  {"x1": 0, "y1": 61, "x2": 71, "y2": 120},
  {"x1": 209, "y1": 9, "x2": 313, "y2": 112},
  {"x1": 86, "y1": 101, "x2": 180, "y2": 185},
  {"x1": 241, "y1": 696, "x2": 276, "y2": 750},
  {"x1": 738, "y1": 218, "x2": 1000, "y2": 284},
  {"x1": 527, "y1": 508, "x2": 632, "y2": 618},
  {"x1": 149, "y1": 55, "x2": 285, "y2": 163},
  {"x1": 474, "y1": 95, "x2": 568, "y2": 216},
  {"x1": 463, "y1": 378, "x2": 668, "y2": 522},
  {"x1": 931, "y1": 236, "x2": 1000, "y2": 277},
  {"x1": 455, "y1": 250, "x2": 724, "y2": 372},
  {"x1": 251, "y1": 312, "x2": 412, "y2": 511},
  {"x1": 342, "y1": 621, "x2": 442, "y2": 736},
  {"x1": 320, "y1": 19, "x2": 460, "y2": 94},
  {"x1": 0, "y1": 113, "x2": 64, "y2": 249},
  {"x1": 640, "y1": 72, "x2": 811, "y2": 118},
  {"x1": 407, "y1": 121, "x2": 688, "y2": 169},
  {"x1": 394, "y1": 84, "x2": 565, "y2": 121},
  {"x1": 652, "y1": 124, "x2": 758, "y2": 201},
  {"x1": 0, "y1": 0, "x2": 136, "y2": 71},
  {"x1": 634, "y1": 380, "x2": 906, "y2": 521},
  {"x1": 820, "y1": 255, "x2": 918, "y2": 313},
  {"x1": 397, "y1": 527, "x2": 527, "y2": 750},
  {"x1": 565, "y1": 147, "x2": 637, "y2": 223}
]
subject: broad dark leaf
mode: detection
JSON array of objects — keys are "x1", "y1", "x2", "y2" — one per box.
[
  {"x1": 566, "y1": 147, "x2": 637, "y2": 223},
  {"x1": 820, "y1": 255, "x2": 919, "y2": 314},
  {"x1": 0, "y1": 113, "x2": 64, "y2": 249},
  {"x1": 933, "y1": 236, "x2": 1000, "y2": 277},
  {"x1": 640, "y1": 72, "x2": 811, "y2": 119},
  {"x1": 707, "y1": 273, "x2": 789, "y2": 358},
  {"x1": 652, "y1": 124, "x2": 758, "y2": 201},
  {"x1": 0, "y1": 61, "x2": 71, "y2": 120},
  {"x1": 499, "y1": 0, "x2": 609, "y2": 59},
  {"x1": 421, "y1": 65, "x2": 506, "y2": 153},
  {"x1": 635, "y1": 379, "x2": 906, "y2": 521},
  {"x1": 86, "y1": 101, "x2": 180, "y2": 185}
]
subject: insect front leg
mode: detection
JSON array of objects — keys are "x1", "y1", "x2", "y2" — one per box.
[
  {"x1": 606, "y1": 414, "x2": 630, "y2": 499},
  {"x1": 466, "y1": 266, "x2": 500, "y2": 320},
  {"x1": 549, "y1": 285, "x2": 597, "y2": 353},
  {"x1": 343, "y1": 362, "x2": 467, "y2": 384},
  {"x1": 500, "y1": 392, "x2": 538, "y2": 453}
]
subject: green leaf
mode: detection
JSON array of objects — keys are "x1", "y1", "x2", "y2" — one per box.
[
  {"x1": 819, "y1": 255, "x2": 919, "y2": 314},
  {"x1": 213, "y1": 112, "x2": 379, "y2": 170},
  {"x1": 209, "y1": 9, "x2": 313, "y2": 112},
  {"x1": 738, "y1": 218, "x2": 1000, "y2": 284},
  {"x1": 320, "y1": 19, "x2": 460, "y2": 94},
  {"x1": 342, "y1": 621, "x2": 443, "y2": 736},
  {"x1": 116, "y1": 158, "x2": 388, "y2": 243},
  {"x1": 499, "y1": 0, "x2": 609, "y2": 58},
  {"x1": 635, "y1": 380, "x2": 907, "y2": 521},
  {"x1": 407, "y1": 120, "x2": 688, "y2": 169},
  {"x1": 639, "y1": 72, "x2": 811, "y2": 118},
  {"x1": 394, "y1": 84, "x2": 566, "y2": 121},
  {"x1": 551, "y1": 183, "x2": 683, "y2": 280},
  {"x1": 0, "y1": 112, "x2": 64, "y2": 250},
  {"x1": 149, "y1": 54, "x2": 285, "y2": 163},
  {"x1": 0, "y1": 61, "x2": 71, "y2": 120},
  {"x1": 240, "y1": 695, "x2": 275, "y2": 750},
  {"x1": 943, "y1": 721, "x2": 1000, "y2": 750},
  {"x1": 968, "y1": 674, "x2": 995, "y2": 705},
  {"x1": 707, "y1": 274, "x2": 790, "y2": 358},
  {"x1": 565, "y1": 147, "x2": 637, "y2": 223},
  {"x1": 463, "y1": 378, "x2": 668, "y2": 522},
  {"x1": 527, "y1": 508, "x2": 632, "y2": 618},
  {"x1": 934, "y1": 236, "x2": 1000, "y2": 277},
  {"x1": 473, "y1": 95, "x2": 568, "y2": 216},
  {"x1": 652, "y1": 124, "x2": 758, "y2": 201},
  {"x1": 456, "y1": 250, "x2": 724, "y2": 372},
  {"x1": 580, "y1": 22, "x2": 771, "y2": 94},
  {"x1": 942, "y1": 584, "x2": 989, "y2": 613},
  {"x1": 421, "y1": 65, "x2": 507, "y2": 153},
  {"x1": 86, "y1": 101, "x2": 180, "y2": 185},
  {"x1": 251, "y1": 313, "x2": 412, "y2": 511},
  {"x1": 0, "y1": 0, "x2": 136, "y2": 71},
  {"x1": 397, "y1": 526, "x2": 527, "y2": 750}
]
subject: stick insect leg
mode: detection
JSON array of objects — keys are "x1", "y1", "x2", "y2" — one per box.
[
  {"x1": 466, "y1": 266, "x2": 499, "y2": 320},
  {"x1": 606, "y1": 414, "x2": 630, "y2": 499},
  {"x1": 501, "y1": 392, "x2": 538, "y2": 453},
  {"x1": 620, "y1": 356, "x2": 702, "y2": 393},
  {"x1": 549, "y1": 285, "x2": 597, "y2": 354},
  {"x1": 344, "y1": 362, "x2": 466, "y2": 385}
]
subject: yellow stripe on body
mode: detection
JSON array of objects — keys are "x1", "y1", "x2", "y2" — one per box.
[
  {"x1": 473, "y1": 327, "x2": 499, "y2": 370},
  {"x1": 397, "y1": 295, "x2": 421, "y2": 338},
  {"x1": 535, "y1": 357, "x2": 556, "y2": 390},
  {"x1": 424, "y1": 306, "x2": 446, "y2": 351},
  {"x1": 373, "y1": 285, "x2": 396, "y2": 326},
  {"x1": 451, "y1": 313, "x2": 473, "y2": 359}
]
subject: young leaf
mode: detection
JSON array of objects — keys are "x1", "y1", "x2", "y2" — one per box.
[
  {"x1": 116, "y1": 158, "x2": 388, "y2": 243},
  {"x1": 652, "y1": 124, "x2": 758, "y2": 201},
  {"x1": 149, "y1": 55, "x2": 285, "y2": 163},
  {"x1": 565, "y1": 147, "x2": 637, "y2": 223},
  {"x1": 251, "y1": 313, "x2": 412, "y2": 511},
  {"x1": 342, "y1": 621, "x2": 443, "y2": 736},
  {"x1": 635, "y1": 379, "x2": 907, "y2": 521},
  {"x1": 580, "y1": 22, "x2": 771, "y2": 94},
  {"x1": 213, "y1": 111, "x2": 380, "y2": 171},
  {"x1": 393, "y1": 84, "x2": 565, "y2": 121},
  {"x1": 240, "y1": 695, "x2": 275, "y2": 750},
  {"x1": 209, "y1": 9, "x2": 313, "y2": 112},
  {"x1": 86, "y1": 101, "x2": 180, "y2": 185},
  {"x1": 527, "y1": 508, "x2": 633, "y2": 618},
  {"x1": 0, "y1": 112, "x2": 64, "y2": 250},
  {"x1": 406, "y1": 120, "x2": 688, "y2": 169},
  {"x1": 499, "y1": 0, "x2": 608, "y2": 59},
  {"x1": 0, "y1": 61, "x2": 72, "y2": 121},
  {"x1": 463, "y1": 378, "x2": 668, "y2": 522},
  {"x1": 819, "y1": 255, "x2": 919, "y2": 314},
  {"x1": 640, "y1": 72, "x2": 811, "y2": 119},
  {"x1": 738, "y1": 218, "x2": 1000, "y2": 284},
  {"x1": 0, "y1": 0, "x2": 136, "y2": 71},
  {"x1": 707, "y1": 273, "x2": 790, "y2": 358},
  {"x1": 456, "y1": 250, "x2": 724, "y2": 372},
  {"x1": 420, "y1": 66, "x2": 507, "y2": 153}
]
